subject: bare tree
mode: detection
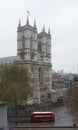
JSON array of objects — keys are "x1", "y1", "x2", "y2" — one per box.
[{"x1": 67, "y1": 84, "x2": 78, "y2": 115}]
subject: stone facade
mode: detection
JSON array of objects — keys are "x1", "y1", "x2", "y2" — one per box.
[
  {"x1": 0, "y1": 16, "x2": 52, "y2": 104},
  {"x1": 17, "y1": 16, "x2": 52, "y2": 104},
  {"x1": 0, "y1": 102, "x2": 7, "y2": 130}
]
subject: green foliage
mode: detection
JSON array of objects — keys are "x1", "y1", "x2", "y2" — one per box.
[
  {"x1": 7, "y1": 102, "x2": 15, "y2": 109},
  {"x1": 0, "y1": 61, "x2": 32, "y2": 104}
]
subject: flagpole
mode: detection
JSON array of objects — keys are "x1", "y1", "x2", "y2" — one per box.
[{"x1": 27, "y1": 10, "x2": 31, "y2": 16}]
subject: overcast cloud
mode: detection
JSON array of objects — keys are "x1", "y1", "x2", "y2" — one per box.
[{"x1": 0, "y1": 0, "x2": 78, "y2": 74}]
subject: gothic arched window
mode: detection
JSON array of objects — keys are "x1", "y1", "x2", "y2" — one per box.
[
  {"x1": 22, "y1": 35, "x2": 25, "y2": 49},
  {"x1": 30, "y1": 36, "x2": 33, "y2": 50},
  {"x1": 38, "y1": 67, "x2": 43, "y2": 86},
  {"x1": 38, "y1": 67, "x2": 42, "y2": 81},
  {"x1": 20, "y1": 52, "x2": 25, "y2": 60},
  {"x1": 20, "y1": 35, "x2": 25, "y2": 60},
  {"x1": 38, "y1": 41, "x2": 41, "y2": 53}
]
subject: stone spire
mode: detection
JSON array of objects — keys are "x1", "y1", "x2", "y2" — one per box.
[
  {"x1": 18, "y1": 19, "x2": 21, "y2": 27},
  {"x1": 48, "y1": 27, "x2": 50, "y2": 35},
  {"x1": 26, "y1": 15, "x2": 29, "y2": 25},
  {"x1": 34, "y1": 20, "x2": 37, "y2": 28},
  {"x1": 43, "y1": 24, "x2": 45, "y2": 32}
]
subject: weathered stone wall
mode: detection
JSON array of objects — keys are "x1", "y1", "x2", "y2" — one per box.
[{"x1": 0, "y1": 102, "x2": 7, "y2": 130}]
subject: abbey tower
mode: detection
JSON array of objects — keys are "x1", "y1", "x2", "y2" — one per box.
[{"x1": 17, "y1": 16, "x2": 52, "y2": 104}]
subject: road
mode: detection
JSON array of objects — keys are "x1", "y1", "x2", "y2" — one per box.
[
  {"x1": 8, "y1": 106, "x2": 78, "y2": 130},
  {"x1": 18, "y1": 105, "x2": 75, "y2": 126},
  {"x1": 53, "y1": 105, "x2": 73, "y2": 126}
]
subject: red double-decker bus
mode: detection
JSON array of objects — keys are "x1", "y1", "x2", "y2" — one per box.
[{"x1": 30, "y1": 111, "x2": 55, "y2": 122}]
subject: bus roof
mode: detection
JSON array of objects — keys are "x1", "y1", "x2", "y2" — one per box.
[{"x1": 31, "y1": 111, "x2": 54, "y2": 114}]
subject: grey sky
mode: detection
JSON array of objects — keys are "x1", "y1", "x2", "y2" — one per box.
[{"x1": 0, "y1": 0, "x2": 78, "y2": 73}]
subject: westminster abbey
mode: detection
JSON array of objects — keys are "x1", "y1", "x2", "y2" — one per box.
[{"x1": 0, "y1": 15, "x2": 52, "y2": 104}]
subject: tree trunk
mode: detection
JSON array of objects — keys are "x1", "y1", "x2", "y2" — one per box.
[{"x1": 15, "y1": 100, "x2": 18, "y2": 126}]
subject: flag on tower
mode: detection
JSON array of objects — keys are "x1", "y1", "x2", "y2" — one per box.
[{"x1": 27, "y1": 10, "x2": 31, "y2": 16}]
